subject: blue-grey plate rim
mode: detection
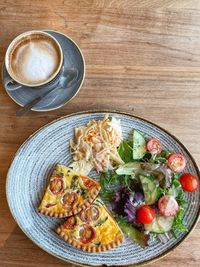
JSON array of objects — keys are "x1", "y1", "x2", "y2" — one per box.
[
  {"x1": 2, "y1": 30, "x2": 86, "y2": 112},
  {"x1": 6, "y1": 110, "x2": 200, "y2": 267}
]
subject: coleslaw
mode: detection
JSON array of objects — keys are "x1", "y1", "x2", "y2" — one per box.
[{"x1": 70, "y1": 116, "x2": 124, "y2": 174}]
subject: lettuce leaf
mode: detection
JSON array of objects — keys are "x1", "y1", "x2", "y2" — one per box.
[{"x1": 118, "y1": 141, "x2": 133, "y2": 163}]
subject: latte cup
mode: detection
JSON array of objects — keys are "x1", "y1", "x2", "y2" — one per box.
[{"x1": 5, "y1": 30, "x2": 64, "y2": 90}]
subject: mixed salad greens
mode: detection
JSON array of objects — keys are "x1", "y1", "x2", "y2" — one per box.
[{"x1": 99, "y1": 129, "x2": 199, "y2": 246}]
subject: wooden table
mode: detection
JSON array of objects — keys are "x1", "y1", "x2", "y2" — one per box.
[{"x1": 0, "y1": 1, "x2": 200, "y2": 266}]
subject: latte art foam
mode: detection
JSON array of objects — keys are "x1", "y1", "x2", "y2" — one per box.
[{"x1": 8, "y1": 33, "x2": 61, "y2": 85}]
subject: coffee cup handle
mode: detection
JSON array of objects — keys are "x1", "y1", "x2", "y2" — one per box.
[{"x1": 4, "y1": 76, "x2": 22, "y2": 91}]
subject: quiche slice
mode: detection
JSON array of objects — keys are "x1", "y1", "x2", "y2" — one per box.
[
  {"x1": 38, "y1": 164, "x2": 100, "y2": 218},
  {"x1": 56, "y1": 198, "x2": 124, "y2": 252}
]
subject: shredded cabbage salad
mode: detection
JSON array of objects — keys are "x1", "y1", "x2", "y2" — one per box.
[{"x1": 70, "y1": 116, "x2": 124, "y2": 174}]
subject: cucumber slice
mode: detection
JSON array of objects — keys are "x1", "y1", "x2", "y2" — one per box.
[
  {"x1": 117, "y1": 219, "x2": 148, "y2": 247},
  {"x1": 133, "y1": 130, "x2": 146, "y2": 160},
  {"x1": 139, "y1": 175, "x2": 160, "y2": 205},
  {"x1": 145, "y1": 216, "x2": 174, "y2": 234},
  {"x1": 157, "y1": 216, "x2": 174, "y2": 231},
  {"x1": 145, "y1": 218, "x2": 163, "y2": 234},
  {"x1": 116, "y1": 162, "x2": 141, "y2": 175}
]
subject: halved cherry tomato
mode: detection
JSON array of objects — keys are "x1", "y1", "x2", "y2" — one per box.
[
  {"x1": 168, "y1": 153, "x2": 186, "y2": 172},
  {"x1": 147, "y1": 138, "x2": 162, "y2": 154},
  {"x1": 158, "y1": 195, "x2": 179, "y2": 217},
  {"x1": 45, "y1": 203, "x2": 56, "y2": 208},
  {"x1": 79, "y1": 176, "x2": 97, "y2": 189},
  {"x1": 63, "y1": 216, "x2": 77, "y2": 230},
  {"x1": 136, "y1": 205, "x2": 155, "y2": 224},
  {"x1": 79, "y1": 224, "x2": 96, "y2": 244},
  {"x1": 49, "y1": 176, "x2": 64, "y2": 195},
  {"x1": 180, "y1": 173, "x2": 199, "y2": 192},
  {"x1": 80, "y1": 205, "x2": 100, "y2": 222},
  {"x1": 61, "y1": 191, "x2": 78, "y2": 209}
]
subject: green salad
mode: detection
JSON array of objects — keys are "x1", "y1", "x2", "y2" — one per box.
[{"x1": 99, "y1": 129, "x2": 199, "y2": 246}]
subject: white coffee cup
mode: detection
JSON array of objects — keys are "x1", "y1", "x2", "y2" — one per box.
[{"x1": 5, "y1": 30, "x2": 63, "y2": 88}]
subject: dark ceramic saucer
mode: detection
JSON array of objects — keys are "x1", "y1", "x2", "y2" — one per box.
[{"x1": 2, "y1": 30, "x2": 85, "y2": 111}]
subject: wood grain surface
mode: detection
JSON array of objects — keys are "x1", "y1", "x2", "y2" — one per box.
[{"x1": 0, "y1": 0, "x2": 200, "y2": 266}]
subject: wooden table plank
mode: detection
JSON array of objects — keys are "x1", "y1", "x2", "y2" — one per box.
[{"x1": 0, "y1": 1, "x2": 199, "y2": 266}]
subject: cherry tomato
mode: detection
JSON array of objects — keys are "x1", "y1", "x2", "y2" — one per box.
[
  {"x1": 168, "y1": 153, "x2": 186, "y2": 172},
  {"x1": 79, "y1": 224, "x2": 96, "y2": 244},
  {"x1": 158, "y1": 195, "x2": 179, "y2": 217},
  {"x1": 136, "y1": 205, "x2": 155, "y2": 224},
  {"x1": 61, "y1": 192, "x2": 78, "y2": 209},
  {"x1": 147, "y1": 138, "x2": 162, "y2": 154},
  {"x1": 63, "y1": 216, "x2": 77, "y2": 230},
  {"x1": 49, "y1": 176, "x2": 64, "y2": 195},
  {"x1": 79, "y1": 176, "x2": 98, "y2": 189},
  {"x1": 180, "y1": 173, "x2": 199, "y2": 192},
  {"x1": 80, "y1": 205, "x2": 100, "y2": 222}
]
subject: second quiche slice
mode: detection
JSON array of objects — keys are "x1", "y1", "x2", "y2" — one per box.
[
  {"x1": 38, "y1": 164, "x2": 100, "y2": 217},
  {"x1": 56, "y1": 198, "x2": 124, "y2": 252}
]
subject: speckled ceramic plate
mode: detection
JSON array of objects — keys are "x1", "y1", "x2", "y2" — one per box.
[
  {"x1": 6, "y1": 111, "x2": 200, "y2": 266},
  {"x1": 2, "y1": 30, "x2": 85, "y2": 111}
]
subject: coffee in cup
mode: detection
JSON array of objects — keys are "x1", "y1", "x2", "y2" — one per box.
[{"x1": 5, "y1": 31, "x2": 63, "y2": 87}]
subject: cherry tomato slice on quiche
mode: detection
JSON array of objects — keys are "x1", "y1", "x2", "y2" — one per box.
[
  {"x1": 180, "y1": 173, "x2": 199, "y2": 192},
  {"x1": 147, "y1": 138, "x2": 162, "y2": 154},
  {"x1": 61, "y1": 192, "x2": 78, "y2": 208},
  {"x1": 79, "y1": 224, "x2": 96, "y2": 244},
  {"x1": 168, "y1": 153, "x2": 186, "y2": 172},
  {"x1": 80, "y1": 176, "x2": 97, "y2": 189},
  {"x1": 49, "y1": 176, "x2": 64, "y2": 195},
  {"x1": 63, "y1": 216, "x2": 77, "y2": 230},
  {"x1": 80, "y1": 205, "x2": 100, "y2": 222}
]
